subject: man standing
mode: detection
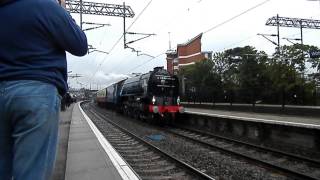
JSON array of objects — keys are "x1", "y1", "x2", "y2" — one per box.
[{"x1": 0, "y1": 0, "x2": 88, "y2": 179}]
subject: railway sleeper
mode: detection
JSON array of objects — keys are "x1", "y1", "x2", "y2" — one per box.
[
  {"x1": 266, "y1": 157, "x2": 288, "y2": 164},
  {"x1": 131, "y1": 163, "x2": 176, "y2": 170},
  {"x1": 107, "y1": 135, "x2": 129, "y2": 139},
  {"x1": 129, "y1": 160, "x2": 171, "y2": 167},
  {"x1": 115, "y1": 145, "x2": 144, "y2": 150},
  {"x1": 134, "y1": 165, "x2": 176, "y2": 175},
  {"x1": 140, "y1": 172, "x2": 187, "y2": 180},
  {"x1": 121, "y1": 151, "x2": 154, "y2": 158},
  {"x1": 117, "y1": 148, "x2": 149, "y2": 154},
  {"x1": 107, "y1": 137, "x2": 133, "y2": 141},
  {"x1": 108, "y1": 139, "x2": 135, "y2": 144},
  {"x1": 122, "y1": 151, "x2": 154, "y2": 157},
  {"x1": 127, "y1": 156, "x2": 162, "y2": 163},
  {"x1": 111, "y1": 141, "x2": 139, "y2": 146}
]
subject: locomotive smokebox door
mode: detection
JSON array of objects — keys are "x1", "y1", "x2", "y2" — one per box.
[{"x1": 161, "y1": 79, "x2": 165, "y2": 91}]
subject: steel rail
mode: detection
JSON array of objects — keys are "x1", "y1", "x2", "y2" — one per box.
[
  {"x1": 166, "y1": 126, "x2": 320, "y2": 180},
  {"x1": 180, "y1": 126, "x2": 320, "y2": 166},
  {"x1": 85, "y1": 104, "x2": 215, "y2": 180}
]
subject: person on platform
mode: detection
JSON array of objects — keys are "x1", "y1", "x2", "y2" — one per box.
[
  {"x1": 65, "y1": 93, "x2": 72, "y2": 108},
  {"x1": 0, "y1": 0, "x2": 87, "y2": 179}
]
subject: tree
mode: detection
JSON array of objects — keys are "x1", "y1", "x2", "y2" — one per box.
[
  {"x1": 179, "y1": 44, "x2": 320, "y2": 105},
  {"x1": 213, "y1": 46, "x2": 269, "y2": 103},
  {"x1": 179, "y1": 59, "x2": 222, "y2": 102},
  {"x1": 270, "y1": 44, "x2": 320, "y2": 105}
]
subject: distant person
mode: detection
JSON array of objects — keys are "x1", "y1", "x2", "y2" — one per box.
[
  {"x1": 65, "y1": 92, "x2": 72, "y2": 108},
  {"x1": 0, "y1": 0, "x2": 87, "y2": 180},
  {"x1": 61, "y1": 95, "x2": 67, "y2": 111}
]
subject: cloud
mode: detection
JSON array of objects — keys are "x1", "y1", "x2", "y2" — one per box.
[
  {"x1": 95, "y1": 71, "x2": 129, "y2": 84},
  {"x1": 68, "y1": 70, "x2": 129, "y2": 89},
  {"x1": 67, "y1": 0, "x2": 320, "y2": 89}
]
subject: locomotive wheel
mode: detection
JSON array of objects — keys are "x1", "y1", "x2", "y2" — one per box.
[
  {"x1": 170, "y1": 113, "x2": 176, "y2": 125},
  {"x1": 147, "y1": 113, "x2": 155, "y2": 124},
  {"x1": 137, "y1": 111, "x2": 142, "y2": 120},
  {"x1": 133, "y1": 110, "x2": 139, "y2": 120},
  {"x1": 140, "y1": 112, "x2": 147, "y2": 122}
]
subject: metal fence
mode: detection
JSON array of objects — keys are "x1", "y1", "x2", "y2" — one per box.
[{"x1": 182, "y1": 86, "x2": 320, "y2": 107}]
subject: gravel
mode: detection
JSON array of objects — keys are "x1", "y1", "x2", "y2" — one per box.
[{"x1": 85, "y1": 104, "x2": 289, "y2": 180}]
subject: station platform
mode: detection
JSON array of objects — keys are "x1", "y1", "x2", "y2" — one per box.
[
  {"x1": 53, "y1": 102, "x2": 139, "y2": 180},
  {"x1": 185, "y1": 107, "x2": 320, "y2": 129},
  {"x1": 182, "y1": 102, "x2": 320, "y2": 118}
]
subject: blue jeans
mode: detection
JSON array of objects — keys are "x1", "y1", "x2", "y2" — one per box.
[{"x1": 0, "y1": 80, "x2": 61, "y2": 180}]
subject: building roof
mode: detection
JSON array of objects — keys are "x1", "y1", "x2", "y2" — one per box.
[{"x1": 177, "y1": 33, "x2": 203, "y2": 47}]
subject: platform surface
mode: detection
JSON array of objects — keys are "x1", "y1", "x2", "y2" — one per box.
[
  {"x1": 64, "y1": 102, "x2": 139, "y2": 180},
  {"x1": 185, "y1": 107, "x2": 320, "y2": 129},
  {"x1": 52, "y1": 104, "x2": 74, "y2": 180}
]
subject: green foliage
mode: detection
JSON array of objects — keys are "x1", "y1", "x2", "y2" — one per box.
[
  {"x1": 279, "y1": 44, "x2": 320, "y2": 73},
  {"x1": 179, "y1": 45, "x2": 320, "y2": 105},
  {"x1": 179, "y1": 59, "x2": 222, "y2": 102}
]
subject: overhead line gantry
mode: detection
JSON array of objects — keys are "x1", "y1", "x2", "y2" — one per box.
[
  {"x1": 64, "y1": 0, "x2": 135, "y2": 30},
  {"x1": 64, "y1": 0, "x2": 153, "y2": 58},
  {"x1": 266, "y1": 15, "x2": 320, "y2": 46},
  {"x1": 62, "y1": 0, "x2": 135, "y2": 53},
  {"x1": 65, "y1": 0, "x2": 135, "y2": 18}
]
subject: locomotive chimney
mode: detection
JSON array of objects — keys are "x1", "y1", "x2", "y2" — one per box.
[{"x1": 153, "y1": 66, "x2": 164, "y2": 71}]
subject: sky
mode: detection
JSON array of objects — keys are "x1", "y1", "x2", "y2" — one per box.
[{"x1": 66, "y1": 0, "x2": 320, "y2": 89}]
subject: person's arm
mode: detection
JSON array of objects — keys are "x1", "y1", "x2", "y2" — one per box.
[{"x1": 41, "y1": 1, "x2": 88, "y2": 56}]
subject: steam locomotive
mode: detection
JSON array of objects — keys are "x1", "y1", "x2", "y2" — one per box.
[{"x1": 96, "y1": 67, "x2": 184, "y2": 121}]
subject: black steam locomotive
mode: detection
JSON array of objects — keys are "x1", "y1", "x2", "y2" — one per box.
[{"x1": 96, "y1": 67, "x2": 184, "y2": 121}]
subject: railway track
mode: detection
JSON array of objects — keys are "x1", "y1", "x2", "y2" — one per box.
[
  {"x1": 85, "y1": 102, "x2": 320, "y2": 179},
  {"x1": 82, "y1": 103, "x2": 214, "y2": 180},
  {"x1": 165, "y1": 126, "x2": 320, "y2": 180}
]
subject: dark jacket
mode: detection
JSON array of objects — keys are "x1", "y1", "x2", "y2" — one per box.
[{"x1": 0, "y1": 0, "x2": 88, "y2": 95}]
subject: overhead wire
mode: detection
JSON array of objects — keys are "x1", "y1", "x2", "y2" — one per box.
[
  {"x1": 125, "y1": 52, "x2": 166, "y2": 73},
  {"x1": 100, "y1": 0, "x2": 152, "y2": 62},
  {"x1": 203, "y1": 0, "x2": 271, "y2": 34},
  {"x1": 123, "y1": 0, "x2": 273, "y2": 75},
  {"x1": 126, "y1": 0, "x2": 153, "y2": 31},
  {"x1": 113, "y1": 0, "x2": 202, "y2": 75},
  {"x1": 215, "y1": 35, "x2": 257, "y2": 53},
  {"x1": 90, "y1": 34, "x2": 124, "y2": 79},
  {"x1": 109, "y1": 53, "x2": 135, "y2": 73},
  {"x1": 214, "y1": 28, "x2": 275, "y2": 53},
  {"x1": 155, "y1": 0, "x2": 202, "y2": 33},
  {"x1": 285, "y1": 14, "x2": 320, "y2": 39},
  {"x1": 86, "y1": 0, "x2": 272, "y2": 88},
  {"x1": 90, "y1": 0, "x2": 154, "y2": 80}
]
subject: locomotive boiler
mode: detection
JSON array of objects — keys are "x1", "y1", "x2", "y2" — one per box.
[{"x1": 96, "y1": 67, "x2": 184, "y2": 122}]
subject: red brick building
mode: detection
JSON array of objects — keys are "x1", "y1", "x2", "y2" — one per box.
[{"x1": 166, "y1": 33, "x2": 212, "y2": 75}]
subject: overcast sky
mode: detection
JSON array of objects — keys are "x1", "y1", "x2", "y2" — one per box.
[{"x1": 67, "y1": 0, "x2": 320, "y2": 89}]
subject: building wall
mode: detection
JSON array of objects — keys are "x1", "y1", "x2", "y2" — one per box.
[
  {"x1": 166, "y1": 33, "x2": 209, "y2": 75},
  {"x1": 177, "y1": 34, "x2": 204, "y2": 65},
  {"x1": 179, "y1": 54, "x2": 204, "y2": 65},
  {"x1": 166, "y1": 58, "x2": 173, "y2": 75}
]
